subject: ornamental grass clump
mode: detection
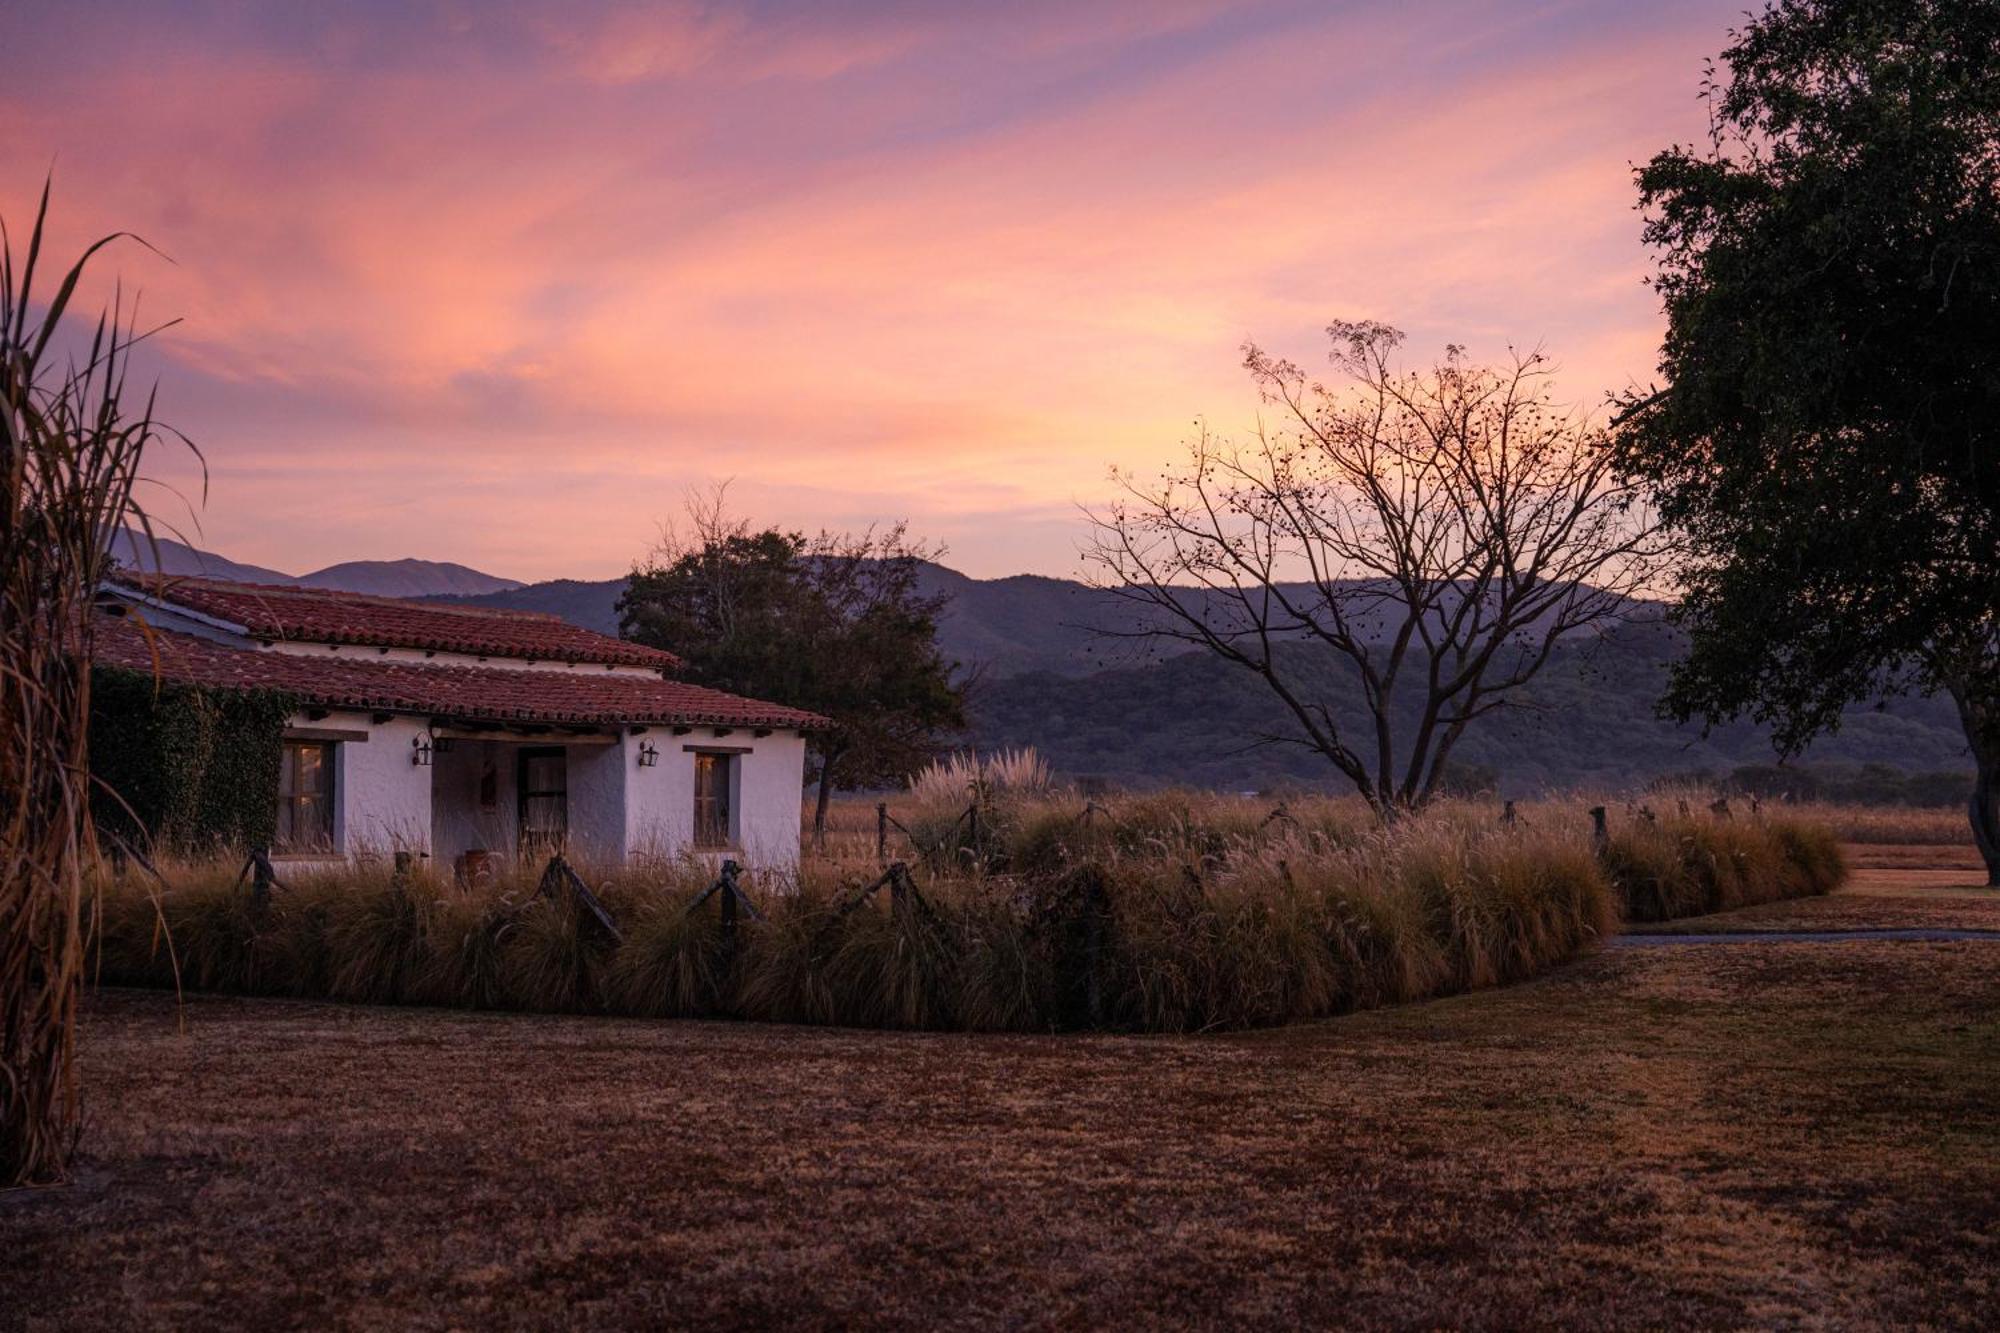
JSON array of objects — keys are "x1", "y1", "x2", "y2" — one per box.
[
  {"x1": 3, "y1": 185, "x2": 188, "y2": 1184},
  {"x1": 1604, "y1": 815, "x2": 1844, "y2": 923},
  {"x1": 411, "y1": 891, "x2": 515, "y2": 1010},
  {"x1": 90, "y1": 797, "x2": 1844, "y2": 1034},
  {"x1": 606, "y1": 892, "x2": 730, "y2": 1018}
]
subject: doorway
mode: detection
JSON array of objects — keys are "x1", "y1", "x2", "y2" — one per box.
[{"x1": 517, "y1": 746, "x2": 569, "y2": 856}]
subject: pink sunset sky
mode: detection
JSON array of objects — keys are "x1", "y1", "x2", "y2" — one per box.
[{"x1": 5, "y1": 0, "x2": 1741, "y2": 581}]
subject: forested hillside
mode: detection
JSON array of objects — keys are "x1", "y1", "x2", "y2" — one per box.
[
  {"x1": 968, "y1": 616, "x2": 1969, "y2": 795},
  {"x1": 447, "y1": 567, "x2": 1971, "y2": 795}
]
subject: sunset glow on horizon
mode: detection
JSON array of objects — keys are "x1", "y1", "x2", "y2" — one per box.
[{"x1": 5, "y1": 0, "x2": 1742, "y2": 581}]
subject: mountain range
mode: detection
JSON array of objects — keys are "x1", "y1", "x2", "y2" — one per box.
[
  {"x1": 120, "y1": 535, "x2": 1974, "y2": 794},
  {"x1": 113, "y1": 530, "x2": 524, "y2": 598}
]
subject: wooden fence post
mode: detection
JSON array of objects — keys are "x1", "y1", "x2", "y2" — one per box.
[
  {"x1": 248, "y1": 845, "x2": 277, "y2": 910},
  {"x1": 720, "y1": 860, "x2": 739, "y2": 957},
  {"x1": 1589, "y1": 806, "x2": 1609, "y2": 853},
  {"x1": 877, "y1": 801, "x2": 889, "y2": 862}
]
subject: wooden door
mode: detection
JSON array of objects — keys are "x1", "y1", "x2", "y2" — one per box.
[{"x1": 517, "y1": 746, "x2": 568, "y2": 855}]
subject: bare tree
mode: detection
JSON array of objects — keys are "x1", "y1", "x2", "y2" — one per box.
[{"x1": 1085, "y1": 321, "x2": 1666, "y2": 816}]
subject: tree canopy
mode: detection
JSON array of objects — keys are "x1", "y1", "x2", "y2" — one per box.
[
  {"x1": 1613, "y1": 0, "x2": 2000, "y2": 870},
  {"x1": 618, "y1": 498, "x2": 966, "y2": 835}
]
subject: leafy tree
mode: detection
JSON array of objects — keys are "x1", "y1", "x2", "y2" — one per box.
[
  {"x1": 619, "y1": 494, "x2": 967, "y2": 841},
  {"x1": 1614, "y1": 0, "x2": 2000, "y2": 879}
]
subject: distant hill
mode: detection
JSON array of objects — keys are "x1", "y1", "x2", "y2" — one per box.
[
  {"x1": 295, "y1": 559, "x2": 522, "y2": 598},
  {"x1": 442, "y1": 578, "x2": 626, "y2": 635},
  {"x1": 445, "y1": 563, "x2": 1199, "y2": 676},
  {"x1": 111, "y1": 530, "x2": 292, "y2": 585},
  {"x1": 446, "y1": 566, "x2": 1972, "y2": 793},
  {"x1": 112, "y1": 531, "x2": 522, "y2": 598},
  {"x1": 970, "y1": 616, "x2": 1971, "y2": 795},
  {"x1": 130, "y1": 537, "x2": 1973, "y2": 793}
]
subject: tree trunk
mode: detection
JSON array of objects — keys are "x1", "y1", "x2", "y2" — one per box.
[
  {"x1": 1969, "y1": 759, "x2": 2000, "y2": 888},
  {"x1": 810, "y1": 748, "x2": 842, "y2": 851},
  {"x1": 1944, "y1": 675, "x2": 2000, "y2": 887}
]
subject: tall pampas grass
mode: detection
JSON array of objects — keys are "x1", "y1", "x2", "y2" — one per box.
[
  {"x1": 2, "y1": 182, "x2": 187, "y2": 1184},
  {"x1": 89, "y1": 797, "x2": 1842, "y2": 1036},
  {"x1": 1604, "y1": 815, "x2": 1844, "y2": 923}
]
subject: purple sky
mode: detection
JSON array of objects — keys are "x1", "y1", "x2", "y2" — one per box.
[{"x1": 3, "y1": 0, "x2": 1743, "y2": 580}]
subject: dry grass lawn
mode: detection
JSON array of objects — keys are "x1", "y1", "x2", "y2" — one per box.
[{"x1": 3, "y1": 848, "x2": 1996, "y2": 1330}]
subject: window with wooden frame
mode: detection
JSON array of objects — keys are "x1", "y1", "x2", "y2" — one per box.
[
  {"x1": 276, "y1": 740, "x2": 336, "y2": 853},
  {"x1": 692, "y1": 751, "x2": 735, "y2": 848}
]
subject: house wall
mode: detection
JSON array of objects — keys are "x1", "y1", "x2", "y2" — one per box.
[
  {"x1": 315, "y1": 710, "x2": 432, "y2": 858},
  {"x1": 567, "y1": 740, "x2": 629, "y2": 863},
  {"x1": 738, "y1": 731, "x2": 808, "y2": 868},
  {"x1": 284, "y1": 717, "x2": 807, "y2": 873},
  {"x1": 625, "y1": 728, "x2": 806, "y2": 870}
]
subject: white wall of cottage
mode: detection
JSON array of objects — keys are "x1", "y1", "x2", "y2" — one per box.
[
  {"x1": 565, "y1": 739, "x2": 629, "y2": 862},
  {"x1": 308, "y1": 710, "x2": 432, "y2": 858},
  {"x1": 304, "y1": 720, "x2": 809, "y2": 872},
  {"x1": 625, "y1": 728, "x2": 807, "y2": 871}
]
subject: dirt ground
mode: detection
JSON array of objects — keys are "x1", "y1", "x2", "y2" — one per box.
[{"x1": 3, "y1": 849, "x2": 1996, "y2": 1330}]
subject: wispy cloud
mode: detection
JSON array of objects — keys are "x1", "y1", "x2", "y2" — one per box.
[{"x1": 2, "y1": 0, "x2": 1738, "y2": 578}]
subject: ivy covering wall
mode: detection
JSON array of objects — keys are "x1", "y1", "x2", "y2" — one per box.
[{"x1": 89, "y1": 667, "x2": 297, "y2": 854}]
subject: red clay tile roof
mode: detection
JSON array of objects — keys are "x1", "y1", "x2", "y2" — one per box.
[
  {"x1": 94, "y1": 613, "x2": 824, "y2": 731},
  {"x1": 109, "y1": 574, "x2": 682, "y2": 669}
]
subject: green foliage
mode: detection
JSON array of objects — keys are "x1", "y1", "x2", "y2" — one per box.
[
  {"x1": 1719, "y1": 761, "x2": 1971, "y2": 807},
  {"x1": 619, "y1": 512, "x2": 967, "y2": 818},
  {"x1": 91, "y1": 799, "x2": 1841, "y2": 1034},
  {"x1": 88, "y1": 666, "x2": 294, "y2": 855},
  {"x1": 1615, "y1": 2, "x2": 2000, "y2": 775}
]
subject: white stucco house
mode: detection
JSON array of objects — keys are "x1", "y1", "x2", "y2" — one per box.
[{"x1": 96, "y1": 575, "x2": 824, "y2": 871}]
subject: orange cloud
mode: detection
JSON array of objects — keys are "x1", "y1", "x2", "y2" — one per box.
[{"x1": 1, "y1": 0, "x2": 1740, "y2": 579}]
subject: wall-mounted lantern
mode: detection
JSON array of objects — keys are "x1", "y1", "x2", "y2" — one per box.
[
  {"x1": 411, "y1": 735, "x2": 434, "y2": 768},
  {"x1": 636, "y1": 740, "x2": 660, "y2": 769}
]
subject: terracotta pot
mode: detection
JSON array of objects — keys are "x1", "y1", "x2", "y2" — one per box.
[{"x1": 456, "y1": 848, "x2": 493, "y2": 889}]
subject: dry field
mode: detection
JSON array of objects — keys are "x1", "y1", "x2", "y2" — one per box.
[
  {"x1": 3, "y1": 845, "x2": 1995, "y2": 1330},
  {"x1": 816, "y1": 791, "x2": 1979, "y2": 857}
]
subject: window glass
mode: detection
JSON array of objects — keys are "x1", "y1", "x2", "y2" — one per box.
[
  {"x1": 276, "y1": 741, "x2": 336, "y2": 853},
  {"x1": 693, "y1": 752, "x2": 734, "y2": 848}
]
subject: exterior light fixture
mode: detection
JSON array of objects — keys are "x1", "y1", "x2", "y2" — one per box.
[
  {"x1": 637, "y1": 740, "x2": 660, "y2": 768},
  {"x1": 411, "y1": 736, "x2": 434, "y2": 767}
]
